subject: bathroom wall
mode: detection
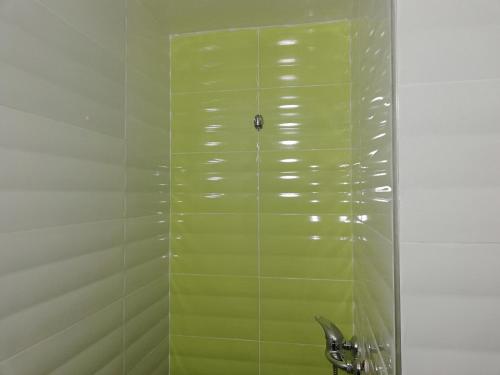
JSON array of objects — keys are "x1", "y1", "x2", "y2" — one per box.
[
  {"x1": 170, "y1": 22, "x2": 353, "y2": 375},
  {"x1": 397, "y1": 0, "x2": 500, "y2": 374},
  {"x1": 125, "y1": 0, "x2": 170, "y2": 373},
  {"x1": 351, "y1": 0, "x2": 396, "y2": 374},
  {"x1": 0, "y1": 0, "x2": 169, "y2": 373}
]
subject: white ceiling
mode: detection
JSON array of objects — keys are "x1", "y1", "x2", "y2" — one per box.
[{"x1": 141, "y1": 0, "x2": 353, "y2": 34}]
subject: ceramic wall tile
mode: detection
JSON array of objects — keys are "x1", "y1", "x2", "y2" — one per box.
[
  {"x1": 261, "y1": 278, "x2": 353, "y2": 345},
  {"x1": 398, "y1": 80, "x2": 500, "y2": 137},
  {"x1": 259, "y1": 149, "x2": 352, "y2": 214},
  {"x1": 171, "y1": 274, "x2": 259, "y2": 339},
  {"x1": 0, "y1": 302, "x2": 123, "y2": 375},
  {"x1": 260, "y1": 342, "x2": 331, "y2": 375},
  {"x1": 171, "y1": 336, "x2": 259, "y2": 375},
  {"x1": 260, "y1": 22, "x2": 351, "y2": 87},
  {"x1": 259, "y1": 85, "x2": 351, "y2": 151},
  {"x1": 172, "y1": 152, "x2": 257, "y2": 214},
  {"x1": 172, "y1": 90, "x2": 258, "y2": 153},
  {"x1": 260, "y1": 214, "x2": 352, "y2": 279},
  {"x1": 172, "y1": 29, "x2": 258, "y2": 92},
  {"x1": 127, "y1": 338, "x2": 169, "y2": 375},
  {"x1": 171, "y1": 214, "x2": 258, "y2": 276}
]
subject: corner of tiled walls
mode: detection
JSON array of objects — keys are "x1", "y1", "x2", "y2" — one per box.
[
  {"x1": 351, "y1": 0, "x2": 397, "y2": 374},
  {"x1": 0, "y1": 0, "x2": 169, "y2": 374},
  {"x1": 397, "y1": 1, "x2": 500, "y2": 374},
  {"x1": 169, "y1": 21, "x2": 353, "y2": 375},
  {"x1": 125, "y1": 0, "x2": 170, "y2": 374}
]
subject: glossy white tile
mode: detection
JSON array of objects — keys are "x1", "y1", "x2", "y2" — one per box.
[
  {"x1": 399, "y1": 187, "x2": 500, "y2": 243},
  {"x1": 398, "y1": 0, "x2": 500, "y2": 30},
  {"x1": 402, "y1": 346, "x2": 500, "y2": 375},
  {"x1": 397, "y1": 0, "x2": 500, "y2": 372},
  {"x1": 0, "y1": 274, "x2": 122, "y2": 361},
  {"x1": 37, "y1": 0, "x2": 126, "y2": 58},
  {"x1": 402, "y1": 294, "x2": 500, "y2": 352},
  {"x1": 398, "y1": 80, "x2": 500, "y2": 136},
  {"x1": 399, "y1": 134, "x2": 500, "y2": 189},
  {"x1": 0, "y1": 301, "x2": 123, "y2": 375},
  {"x1": 0, "y1": 220, "x2": 122, "y2": 277},
  {"x1": 398, "y1": 12, "x2": 500, "y2": 84},
  {"x1": 401, "y1": 242, "x2": 500, "y2": 297}
]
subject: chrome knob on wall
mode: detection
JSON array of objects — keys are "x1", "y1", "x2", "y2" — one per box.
[
  {"x1": 315, "y1": 316, "x2": 365, "y2": 375},
  {"x1": 254, "y1": 114, "x2": 264, "y2": 131}
]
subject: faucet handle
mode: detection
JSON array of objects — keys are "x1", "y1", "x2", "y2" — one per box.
[
  {"x1": 315, "y1": 316, "x2": 365, "y2": 374},
  {"x1": 315, "y1": 315, "x2": 345, "y2": 351}
]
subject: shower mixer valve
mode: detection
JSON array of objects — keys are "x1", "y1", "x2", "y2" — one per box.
[{"x1": 315, "y1": 316, "x2": 366, "y2": 374}]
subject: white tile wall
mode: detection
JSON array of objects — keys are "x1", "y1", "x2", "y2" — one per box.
[
  {"x1": 0, "y1": 0, "x2": 169, "y2": 373},
  {"x1": 352, "y1": 0, "x2": 396, "y2": 373},
  {"x1": 397, "y1": 0, "x2": 500, "y2": 374}
]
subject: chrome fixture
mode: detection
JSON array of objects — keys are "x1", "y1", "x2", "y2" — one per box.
[
  {"x1": 315, "y1": 316, "x2": 365, "y2": 375},
  {"x1": 254, "y1": 114, "x2": 264, "y2": 131}
]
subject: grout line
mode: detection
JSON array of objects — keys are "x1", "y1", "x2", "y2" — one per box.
[
  {"x1": 0, "y1": 217, "x2": 125, "y2": 236},
  {"x1": 171, "y1": 150, "x2": 258, "y2": 156},
  {"x1": 171, "y1": 82, "x2": 351, "y2": 96},
  {"x1": 171, "y1": 147, "x2": 354, "y2": 156},
  {"x1": 169, "y1": 19, "x2": 351, "y2": 38},
  {"x1": 171, "y1": 334, "x2": 325, "y2": 348},
  {"x1": 171, "y1": 273, "x2": 354, "y2": 283},
  {"x1": 122, "y1": 1, "x2": 129, "y2": 371},
  {"x1": 0, "y1": 102, "x2": 125, "y2": 141},
  {"x1": 399, "y1": 77, "x2": 500, "y2": 88},
  {"x1": 348, "y1": 19, "x2": 356, "y2": 339},
  {"x1": 171, "y1": 212, "x2": 356, "y2": 217},
  {"x1": 168, "y1": 33, "x2": 174, "y2": 375},
  {"x1": 256, "y1": 27, "x2": 262, "y2": 375},
  {"x1": 0, "y1": 144, "x2": 127, "y2": 168},
  {"x1": 401, "y1": 240, "x2": 500, "y2": 246}
]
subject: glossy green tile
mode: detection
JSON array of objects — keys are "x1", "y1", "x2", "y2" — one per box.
[
  {"x1": 260, "y1": 278, "x2": 352, "y2": 345},
  {"x1": 172, "y1": 30, "x2": 258, "y2": 92},
  {"x1": 261, "y1": 342, "x2": 330, "y2": 375},
  {"x1": 172, "y1": 152, "x2": 257, "y2": 214},
  {"x1": 260, "y1": 214, "x2": 352, "y2": 279},
  {"x1": 171, "y1": 274, "x2": 259, "y2": 339},
  {"x1": 260, "y1": 85, "x2": 351, "y2": 151},
  {"x1": 172, "y1": 90, "x2": 258, "y2": 153},
  {"x1": 169, "y1": 23, "x2": 356, "y2": 373},
  {"x1": 260, "y1": 22, "x2": 351, "y2": 88},
  {"x1": 171, "y1": 336, "x2": 259, "y2": 375},
  {"x1": 171, "y1": 213, "x2": 257, "y2": 276},
  {"x1": 260, "y1": 150, "x2": 352, "y2": 214}
]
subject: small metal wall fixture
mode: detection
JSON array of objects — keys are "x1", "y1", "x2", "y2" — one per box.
[
  {"x1": 315, "y1": 316, "x2": 366, "y2": 374},
  {"x1": 254, "y1": 114, "x2": 264, "y2": 131}
]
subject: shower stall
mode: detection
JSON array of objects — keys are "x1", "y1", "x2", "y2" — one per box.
[{"x1": 0, "y1": 0, "x2": 397, "y2": 374}]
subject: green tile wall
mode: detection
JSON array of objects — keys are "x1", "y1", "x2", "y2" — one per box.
[{"x1": 171, "y1": 22, "x2": 352, "y2": 375}]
